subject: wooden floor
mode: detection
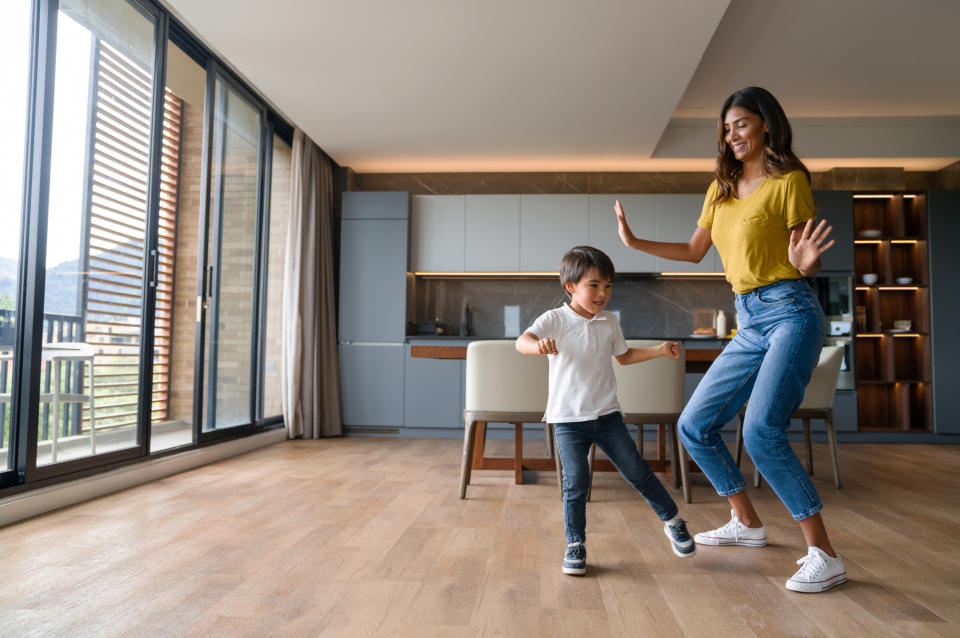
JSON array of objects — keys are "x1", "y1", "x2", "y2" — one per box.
[{"x1": 2, "y1": 437, "x2": 958, "y2": 637}]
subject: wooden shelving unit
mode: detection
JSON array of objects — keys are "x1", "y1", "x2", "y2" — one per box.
[{"x1": 853, "y1": 193, "x2": 932, "y2": 431}]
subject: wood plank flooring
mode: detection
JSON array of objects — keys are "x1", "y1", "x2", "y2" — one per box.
[{"x1": 1, "y1": 437, "x2": 958, "y2": 637}]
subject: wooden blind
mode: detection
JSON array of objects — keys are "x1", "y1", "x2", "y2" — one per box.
[{"x1": 82, "y1": 40, "x2": 182, "y2": 431}]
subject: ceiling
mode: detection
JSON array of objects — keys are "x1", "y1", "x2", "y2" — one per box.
[{"x1": 163, "y1": 0, "x2": 960, "y2": 173}]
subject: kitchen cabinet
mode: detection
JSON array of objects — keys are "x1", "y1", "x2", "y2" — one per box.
[
  {"x1": 588, "y1": 195, "x2": 656, "y2": 273},
  {"x1": 339, "y1": 343, "x2": 405, "y2": 428},
  {"x1": 410, "y1": 195, "x2": 465, "y2": 272},
  {"x1": 654, "y1": 194, "x2": 721, "y2": 273},
  {"x1": 519, "y1": 195, "x2": 589, "y2": 272},
  {"x1": 338, "y1": 192, "x2": 408, "y2": 342},
  {"x1": 339, "y1": 192, "x2": 409, "y2": 428},
  {"x1": 465, "y1": 195, "x2": 521, "y2": 271},
  {"x1": 813, "y1": 190, "x2": 854, "y2": 272},
  {"x1": 404, "y1": 340, "x2": 468, "y2": 429}
]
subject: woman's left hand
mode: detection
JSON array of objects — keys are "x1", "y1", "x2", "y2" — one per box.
[{"x1": 789, "y1": 219, "x2": 835, "y2": 275}]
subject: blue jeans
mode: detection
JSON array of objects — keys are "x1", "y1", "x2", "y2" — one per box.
[
  {"x1": 678, "y1": 278, "x2": 826, "y2": 521},
  {"x1": 555, "y1": 411, "x2": 678, "y2": 543}
]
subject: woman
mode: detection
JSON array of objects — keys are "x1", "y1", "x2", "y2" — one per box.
[{"x1": 614, "y1": 86, "x2": 845, "y2": 593}]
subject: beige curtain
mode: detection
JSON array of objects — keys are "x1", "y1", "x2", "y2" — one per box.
[{"x1": 281, "y1": 129, "x2": 341, "y2": 438}]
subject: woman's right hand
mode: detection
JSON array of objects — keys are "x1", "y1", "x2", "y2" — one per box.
[{"x1": 614, "y1": 200, "x2": 637, "y2": 249}]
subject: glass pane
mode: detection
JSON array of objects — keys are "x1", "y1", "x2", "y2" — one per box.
[
  {"x1": 203, "y1": 77, "x2": 261, "y2": 431},
  {"x1": 150, "y1": 41, "x2": 205, "y2": 453},
  {"x1": 0, "y1": 0, "x2": 32, "y2": 471},
  {"x1": 262, "y1": 135, "x2": 291, "y2": 419},
  {"x1": 37, "y1": 0, "x2": 157, "y2": 466}
]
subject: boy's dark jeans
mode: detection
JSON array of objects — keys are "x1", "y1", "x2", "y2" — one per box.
[{"x1": 555, "y1": 411, "x2": 678, "y2": 543}]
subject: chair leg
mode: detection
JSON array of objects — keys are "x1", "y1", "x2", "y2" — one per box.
[
  {"x1": 668, "y1": 421, "x2": 681, "y2": 490},
  {"x1": 459, "y1": 418, "x2": 478, "y2": 499},
  {"x1": 825, "y1": 410, "x2": 841, "y2": 488},
  {"x1": 552, "y1": 424, "x2": 563, "y2": 493},
  {"x1": 544, "y1": 422, "x2": 555, "y2": 459},
  {"x1": 735, "y1": 411, "x2": 744, "y2": 467},
  {"x1": 586, "y1": 443, "x2": 596, "y2": 502},
  {"x1": 676, "y1": 429, "x2": 691, "y2": 504},
  {"x1": 514, "y1": 423, "x2": 523, "y2": 485},
  {"x1": 802, "y1": 417, "x2": 813, "y2": 476}
]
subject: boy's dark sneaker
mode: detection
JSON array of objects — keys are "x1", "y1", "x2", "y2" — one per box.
[
  {"x1": 664, "y1": 518, "x2": 696, "y2": 558},
  {"x1": 562, "y1": 542, "x2": 586, "y2": 575}
]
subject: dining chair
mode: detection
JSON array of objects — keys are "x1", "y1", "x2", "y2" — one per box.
[
  {"x1": 735, "y1": 345, "x2": 845, "y2": 489},
  {"x1": 458, "y1": 340, "x2": 550, "y2": 499}
]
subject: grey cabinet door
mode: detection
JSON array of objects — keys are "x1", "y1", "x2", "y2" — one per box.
[
  {"x1": 339, "y1": 343, "x2": 405, "y2": 427},
  {"x1": 655, "y1": 194, "x2": 720, "y2": 273},
  {"x1": 404, "y1": 341, "x2": 468, "y2": 428},
  {"x1": 588, "y1": 194, "x2": 656, "y2": 273},
  {"x1": 410, "y1": 195, "x2": 465, "y2": 272},
  {"x1": 929, "y1": 190, "x2": 960, "y2": 433},
  {"x1": 342, "y1": 191, "x2": 409, "y2": 220},
  {"x1": 813, "y1": 191, "x2": 854, "y2": 272},
  {"x1": 519, "y1": 195, "x2": 589, "y2": 271},
  {"x1": 338, "y1": 218, "x2": 408, "y2": 342},
  {"x1": 465, "y1": 195, "x2": 521, "y2": 272}
]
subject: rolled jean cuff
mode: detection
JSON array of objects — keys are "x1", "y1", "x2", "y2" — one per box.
[
  {"x1": 658, "y1": 506, "x2": 680, "y2": 522},
  {"x1": 715, "y1": 483, "x2": 746, "y2": 498},
  {"x1": 791, "y1": 503, "x2": 823, "y2": 522}
]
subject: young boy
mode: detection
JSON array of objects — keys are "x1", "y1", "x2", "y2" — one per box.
[{"x1": 516, "y1": 246, "x2": 694, "y2": 575}]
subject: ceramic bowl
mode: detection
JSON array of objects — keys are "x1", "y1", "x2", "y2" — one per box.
[
  {"x1": 860, "y1": 229, "x2": 882, "y2": 238},
  {"x1": 895, "y1": 277, "x2": 913, "y2": 285},
  {"x1": 862, "y1": 273, "x2": 879, "y2": 285}
]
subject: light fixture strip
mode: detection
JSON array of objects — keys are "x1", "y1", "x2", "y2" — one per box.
[{"x1": 853, "y1": 194, "x2": 894, "y2": 199}]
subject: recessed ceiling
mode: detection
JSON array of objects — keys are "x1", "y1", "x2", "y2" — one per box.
[{"x1": 163, "y1": 0, "x2": 960, "y2": 172}]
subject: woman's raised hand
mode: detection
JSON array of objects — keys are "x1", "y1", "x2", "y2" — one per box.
[
  {"x1": 614, "y1": 200, "x2": 637, "y2": 248},
  {"x1": 789, "y1": 218, "x2": 835, "y2": 275}
]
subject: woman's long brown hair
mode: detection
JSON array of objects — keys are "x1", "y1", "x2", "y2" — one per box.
[{"x1": 711, "y1": 87, "x2": 810, "y2": 205}]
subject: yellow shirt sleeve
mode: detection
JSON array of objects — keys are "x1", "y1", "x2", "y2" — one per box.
[
  {"x1": 697, "y1": 180, "x2": 719, "y2": 230},
  {"x1": 783, "y1": 170, "x2": 816, "y2": 229}
]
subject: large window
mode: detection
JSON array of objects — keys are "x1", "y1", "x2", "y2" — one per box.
[
  {"x1": 0, "y1": 0, "x2": 33, "y2": 472},
  {"x1": 4, "y1": 0, "x2": 295, "y2": 488}
]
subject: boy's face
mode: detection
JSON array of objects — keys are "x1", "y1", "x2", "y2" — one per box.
[{"x1": 564, "y1": 266, "x2": 612, "y2": 318}]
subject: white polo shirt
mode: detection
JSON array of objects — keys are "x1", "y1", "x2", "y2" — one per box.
[{"x1": 527, "y1": 304, "x2": 628, "y2": 423}]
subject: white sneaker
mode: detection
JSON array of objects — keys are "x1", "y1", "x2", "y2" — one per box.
[
  {"x1": 786, "y1": 546, "x2": 848, "y2": 593},
  {"x1": 693, "y1": 509, "x2": 767, "y2": 546}
]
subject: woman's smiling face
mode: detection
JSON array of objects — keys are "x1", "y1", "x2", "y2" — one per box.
[{"x1": 723, "y1": 105, "x2": 767, "y2": 164}]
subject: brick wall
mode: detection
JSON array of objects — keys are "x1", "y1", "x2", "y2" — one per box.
[
  {"x1": 262, "y1": 136, "x2": 291, "y2": 417},
  {"x1": 167, "y1": 99, "x2": 203, "y2": 423}
]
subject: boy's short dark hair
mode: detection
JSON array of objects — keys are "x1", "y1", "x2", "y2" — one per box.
[{"x1": 559, "y1": 246, "x2": 616, "y2": 286}]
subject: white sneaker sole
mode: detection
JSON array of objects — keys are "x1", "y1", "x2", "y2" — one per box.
[
  {"x1": 786, "y1": 572, "x2": 848, "y2": 593},
  {"x1": 562, "y1": 565, "x2": 586, "y2": 576},
  {"x1": 694, "y1": 534, "x2": 767, "y2": 547},
  {"x1": 663, "y1": 526, "x2": 696, "y2": 558}
]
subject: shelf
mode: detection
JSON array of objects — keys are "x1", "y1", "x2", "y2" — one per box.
[{"x1": 853, "y1": 191, "x2": 931, "y2": 431}]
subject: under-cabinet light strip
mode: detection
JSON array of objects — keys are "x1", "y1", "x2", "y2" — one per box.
[
  {"x1": 659, "y1": 272, "x2": 725, "y2": 277},
  {"x1": 414, "y1": 271, "x2": 557, "y2": 277},
  {"x1": 857, "y1": 333, "x2": 883, "y2": 338},
  {"x1": 878, "y1": 286, "x2": 920, "y2": 291},
  {"x1": 893, "y1": 333, "x2": 922, "y2": 338},
  {"x1": 853, "y1": 194, "x2": 894, "y2": 199},
  {"x1": 890, "y1": 240, "x2": 919, "y2": 244},
  {"x1": 854, "y1": 240, "x2": 883, "y2": 244}
]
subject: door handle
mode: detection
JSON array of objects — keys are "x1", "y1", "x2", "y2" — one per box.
[{"x1": 148, "y1": 249, "x2": 159, "y2": 288}]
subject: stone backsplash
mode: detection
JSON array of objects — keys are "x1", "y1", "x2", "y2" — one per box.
[{"x1": 410, "y1": 276, "x2": 738, "y2": 339}]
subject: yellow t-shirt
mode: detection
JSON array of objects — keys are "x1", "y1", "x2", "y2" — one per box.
[{"x1": 697, "y1": 170, "x2": 815, "y2": 294}]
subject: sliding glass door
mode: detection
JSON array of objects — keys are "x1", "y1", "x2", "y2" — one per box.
[
  {"x1": 34, "y1": 0, "x2": 160, "y2": 467},
  {"x1": 199, "y1": 71, "x2": 265, "y2": 434},
  {"x1": 3, "y1": 0, "x2": 291, "y2": 489},
  {"x1": 0, "y1": 0, "x2": 34, "y2": 474}
]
